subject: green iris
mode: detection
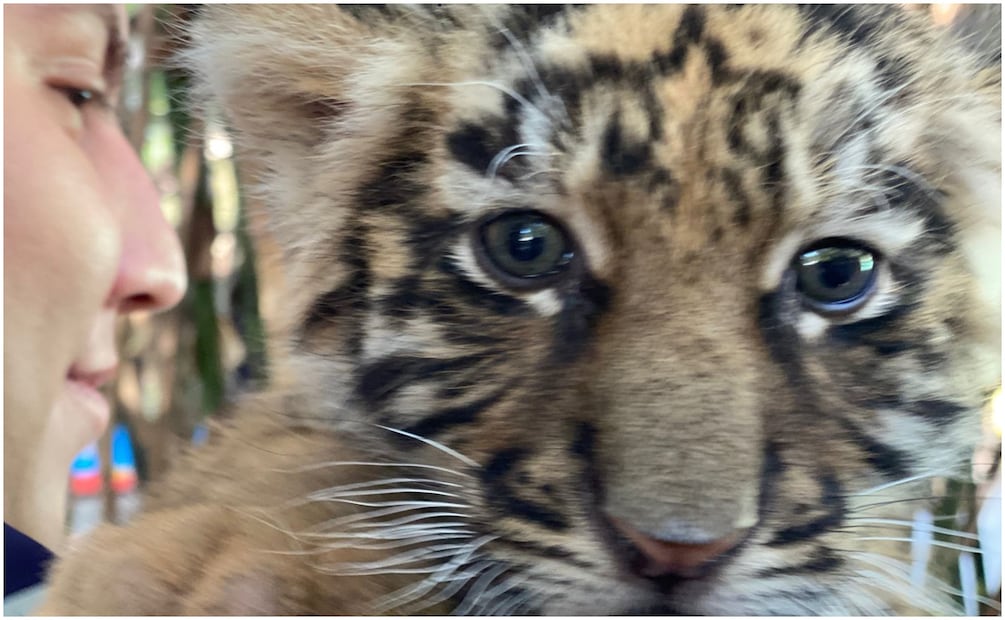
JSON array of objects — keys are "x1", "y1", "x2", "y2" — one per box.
[{"x1": 796, "y1": 241, "x2": 878, "y2": 311}]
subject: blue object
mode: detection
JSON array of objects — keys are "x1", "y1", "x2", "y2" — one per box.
[
  {"x1": 192, "y1": 423, "x2": 210, "y2": 446},
  {"x1": 70, "y1": 442, "x2": 100, "y2": 477},
  {"x1": 111, "y1": 425, "x2": 136, "y2": 469},
  {"x1": 3, "y1": 523, "x2": 53, "y2": 596}
]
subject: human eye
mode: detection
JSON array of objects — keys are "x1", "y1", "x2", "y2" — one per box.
[{"x1": 52, "y1": 85, "x2": 110, "y2": 111}]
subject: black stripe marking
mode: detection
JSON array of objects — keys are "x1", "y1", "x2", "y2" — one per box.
[
  {"x1": 756, "y1": 283, "x2": 805, "y2": 385},
  {"x1": 359, "y1": 150, "x2": 429, "y2": 210},
  {"x1": 356, "y1": 353, "x2": 495, "y2": 406},
  {"x1": 405, "y1": 213, "x2": 463, "y2": 260},
  {"x1": 602, "y1": 111, "x2": 653, "y2": 176},
  {"x1": 797, "y1": 5, "x2": 898, "y2": 47},
  {"x1": 301, "y1": 221, "x2": 372, "y2": 349},
  {"x1": 757, "y1": 440, "x2": 786, "y2": 521},
  {"x1": 650, "y1": 6, "x2": 705, "y2": 76},
  {"x1": 447, "y1": 114, "x2": 525, "y2": 182},
  {"x1": 340, "y1": 5, "x2": 394, "y2": 22},
  {"x1": 491, "y1": 5, "x2": 571, "y2": 51},
  {"x1": 720, "y1": 167, "x2": 752, "y2": 227},
  {"x1": 675, "y1": 5, "x2": 706, "y2": 44},
  {"x1": 875, "y1": 54, "x2": 914, "y2": 91},
  {"x1": 551, "y1": 274, "x2": 613, "y2": 364},
  {"x1": 494, "y1": 538, "x2": 594, "y2": 567},
  {"x1": 828, "y1": 299, "x2": 920, "y2": 343},
  {"x1": 908, "y1": 399, "x2": 969, "y2": 427},
  {"x1": 762, "y1": 116, "x2": 787, "y2": 217},
  {"x1": 446, "y1": 123, "x2": 494, "y2": 175},
  {"x1": 768, "y1": 472, "x2": 845, "y2": 546},
  {"x1": 483, "y1": 447, "x2": 527, "y2": 482},
  {"x1": 301, "y1": 286, "x2": 353, "y2": 335},
  {"x1": 757, "y1": 547, "x2": 843, "y2": 577},
  {"x1": 356, "y1": 98, "x2": 432, "y2": 208},
  {"x1": 838, "y1": 416, "x2": 912, "y2": 480},
  {"x1": 571, "y1": 420, "x2": 597, "y2": 459},
  {"x1": 401, "y1": 386, "x2": 507, "y2": 439},
  {"x1": 483, "y1": 448, "x2": 571, "y2": 531},
  {"x1": 436, "y1": 257, "x2": 530, "y2": 316},
  {"x1": 704, "y1": 37, "x2": 730, "y2": 85},
  {"x1": 870, "y1": 165, "x2": 955, "y2": 252},
  {"x1": 379, "y1": 277, "x2": 436, "y2": 320}
]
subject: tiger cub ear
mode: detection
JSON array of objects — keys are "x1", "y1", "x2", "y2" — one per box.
[{"x1": 183, "y1": 5, "x2": 433, "y2": 163}]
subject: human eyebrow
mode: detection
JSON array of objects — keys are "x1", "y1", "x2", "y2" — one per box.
[{"x1": 94, "y1": 4, "x2": 126, "y2": 92}]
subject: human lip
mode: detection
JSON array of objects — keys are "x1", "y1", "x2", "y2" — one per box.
[
  {"x1": 64, "y1": 361, "x2": 117, "y2": 435},
  {"x1": 67, "y1": 362, "x2": 118, "y2": 390}
]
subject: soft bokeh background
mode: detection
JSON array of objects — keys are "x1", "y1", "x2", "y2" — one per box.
[{"x1": 69, "y1": 4, "x2": 1000, "y2": 614}]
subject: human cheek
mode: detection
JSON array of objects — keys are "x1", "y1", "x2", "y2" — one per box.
[{"x1": 4, "y1": 83, "x2": 118, "y2": 388}]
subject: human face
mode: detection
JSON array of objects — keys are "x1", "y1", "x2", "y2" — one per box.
[{"x1": 4, "y1": 5, "x2": 186, "y2": 549}]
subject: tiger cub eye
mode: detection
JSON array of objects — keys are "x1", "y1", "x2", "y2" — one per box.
[
  {"x1": 478, "y1": 211, "x2": 575, "y2": 288},
  {"x1": 795, "y1": 239, "x2": 878, "y2": 313}
]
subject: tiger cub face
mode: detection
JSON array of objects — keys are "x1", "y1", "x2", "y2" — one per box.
[{"x1": 188, "y1": 5, "x2": 1000, "y2": 614}]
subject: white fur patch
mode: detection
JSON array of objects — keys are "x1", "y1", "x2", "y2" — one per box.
[
  {"x1": 526, "y1": 289, "x2": 564, "y2": 317},
  {"x1": 795, "y1": 312, "x2": 829, "y2": 340}
]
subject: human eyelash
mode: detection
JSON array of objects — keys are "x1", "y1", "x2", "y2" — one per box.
[{"x1": 53, "y1": 85, "x2": 111, "y2": 111}]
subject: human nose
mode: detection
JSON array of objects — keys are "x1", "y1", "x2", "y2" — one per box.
[{"x1": 105, "y1": 132, "x2": 187, "y2": 314}]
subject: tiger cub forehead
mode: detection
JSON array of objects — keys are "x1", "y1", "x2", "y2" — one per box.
[{"x1": 428, "y1": 5, "x2": 987, "y2": 289}]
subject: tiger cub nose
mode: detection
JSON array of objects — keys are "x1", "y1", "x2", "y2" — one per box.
[{"x1": 608, "y1": 517, "x2": 748, "y2": 579}]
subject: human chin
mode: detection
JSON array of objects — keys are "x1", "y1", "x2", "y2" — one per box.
[{"x1": 52, "y1": 367, "x2": 115, "y2": 454}]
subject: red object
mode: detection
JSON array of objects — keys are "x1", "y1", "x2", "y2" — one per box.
[
  {"x1": 111, "y1": 468, "x2": 137, "y2": 494},
  {"x1": 70, "y1": 473, "x2": 102, "y2": 496}
]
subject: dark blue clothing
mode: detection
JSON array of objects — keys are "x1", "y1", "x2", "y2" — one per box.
[{"x1": 4, "y1": 523, "x2": 54, "y2": 596}]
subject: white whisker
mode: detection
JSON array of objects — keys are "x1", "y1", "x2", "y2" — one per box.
[
  {"x1": 304, "y1": 526, "x2": 476, "y2": 542},
  {"x1": 307, "y1": 487, "x2": 463, "y2": 501},
  {"x1": 849, "y1": 567, "x2": 954, "y2": 615},
  {"x1": 517, "y1": 167, "x2": 561, "y2": 182},
  {"x1": 854, "y1": 536, "x2": 983, "y2": 555},
  {"x1": 375, "y1": 424, "x2": 480, "y2": 468},
  {"x1": 400, "y1": 81, "x2": 543, "y2": 119},
  {"x1": 491, "y1": 590, "x2": 536, "y2": 615},
  {"x1": 345, "y1": 511, "x2": 472, "y2": 530},
  {"x1": 326, "y1": 543, "x2": 476, "y2": 574},
  {"x1": 320, "y1": 533, "x2": 473, "y2": 553},
  {"x1": 852, "y1": 470, "x2": 945, "y2": 496},
  {"x1": 306, "y1": 502, "x2": 465, "y2": 531},
  {"x1": 848, "y1": 550, "x2": 1000, "y2": 610},
  {"x1": 405, "y1": 560, "x2": 494, "y2": 614},
  {"x1": 312, "y1": 477, "x2": 464, "y2": 494},
  {"x1": 374, "y1": 535, "x2": 498, "y2": 612},
  {"x1": 486, "y1": 144, "x2": 551, "y2": 182},
  {"x1": 486, "y1": 14, "x2": 549, "y2": 103},
  {"x1": 299, "y1": 498, "x2": 470, "y2": 512},
  {"x1": 270, "y1": 460, "x2": 472, "y2": 479},
  {"x1": 261, "y1": 531, "x2": 470, "y2": 556},
  {"x1": 825, "y1": 68, "x2": 925, "y2": 155},
  {"x1": 453, "y1": 562, "x2": 509, "y2": 615},
  {"x1": 229, "y1": 506, "x2": 311, "y2": 548},
  {"x1": 844, "y1": 517, "x2": 981, "y2": 541}
]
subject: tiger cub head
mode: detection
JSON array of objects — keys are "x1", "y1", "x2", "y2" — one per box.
[{"x1": 187, "y1": 5, "x2": 1000, "y2": 614}]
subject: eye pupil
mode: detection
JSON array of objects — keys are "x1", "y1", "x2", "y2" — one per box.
[
  {"x1": 509, "y1": 225, "x2": 546, "y2": 263},
  {"x1": 795, "y1": 242, "x2": 877, "y2": 312},
  {"x1": 477, "y1": 211, "x2": 575, "y2": 288},
  {"x1": 818, "y1": 256, "x2": 858, "y2": 289},
  {"x1": 71, "y1": 90, "x2": 92, "y2": 106}
]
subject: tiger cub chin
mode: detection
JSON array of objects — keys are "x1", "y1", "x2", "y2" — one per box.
[{"x1": 41, "y1": 5, "x2": 1000, "y2": 615}]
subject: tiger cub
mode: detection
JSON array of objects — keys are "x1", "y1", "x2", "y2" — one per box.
[{"x1": 42, "y1": 5, "x2": 1000, "y2": 615}]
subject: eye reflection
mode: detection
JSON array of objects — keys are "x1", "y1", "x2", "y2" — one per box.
[
  {"x1": 478, "y1": 211, "x2": 575, "y2": 288},
  {"x1": 795, "y1": 241, "x2": 878, "y2": 312}
]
